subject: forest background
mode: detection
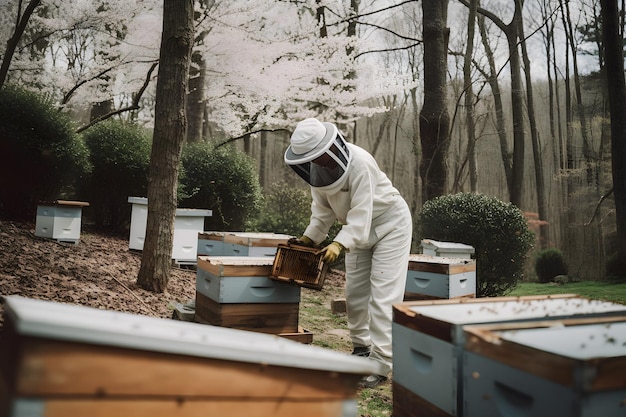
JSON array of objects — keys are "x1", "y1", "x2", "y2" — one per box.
[{"x1": 1, "y1": 0, "x2": 624, "y2": 282}]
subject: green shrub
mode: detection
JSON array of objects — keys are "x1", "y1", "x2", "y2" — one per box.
[
  {"x1": 535, "y1": 248, "x2": 568, "y2": 283},
  {"x1": 418, "y1": 192, "x2": 535, "y2": 297},
  {"x1": 0, "y1": 85, "x2": 90, "y2": 220},
  {"x1": 247, "y1": 181, "x2": 311, "y2": 236},
  {"x1": 606, "y1": 252, "x2": 626, "y2": 283},
  {"x1": 179, "y1": 142, "x2": 262, "y2": 231},
  {"x1": 79, "y1": 120, "x2": 151, "y2": 231},
  {"x1": 247, "y1": 180, "x2": 341, "y2": 244}
]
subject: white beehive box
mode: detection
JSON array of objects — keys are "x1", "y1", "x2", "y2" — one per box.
[
  {"x1": 196, "y1": 256, "x2": 301, "y2": 304},
  {"x1": 463, "y1": 316, "x2": 626, "y2": 417},
  {"x1": 1, "y1": 295, "x2": 382, "y2": 417},
  {"x1": 392, "y1": 295, "x2": 626, "y2": 417},
  {"x1": 405, "y1": 254, "x2": 476, "y2": 300},
  {"x1": 127, "y1": 197, "x2": 212, "y2": 264},
  {"x1": 420, "y1": 239, "x2": 475, "y2": 259},
  {"x1": 35, "y1": 200, "x2": 89, "y2": 244}
]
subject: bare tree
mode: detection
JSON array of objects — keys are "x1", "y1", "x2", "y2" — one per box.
[
  {"x1": 519, "y1": 10, "x2": 548, "y2": 249},
  {"x1": 463, "y1": 0, "x2": 478, "y2": 192},
  {"x1": 420, "y1": 0, "x2": 450, "y2": 203},
  {"x1": 600, "y1": 0, "x2": 626, "y2": 259},
  {"x1": 463, "y1": 0, "x2": 526, "y2": 208},
  {"x1": 0, "y1": 0, "x2": 42, "y2": 89},
  {"x1": 137, "y1": 0, "x2": 194, "y2": 292},
  {"x1": 477, "y1": 14, "x2": 513, "y2": 198}
]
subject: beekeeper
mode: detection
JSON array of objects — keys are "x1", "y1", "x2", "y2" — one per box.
[{"x1": 285, "y1": 117, "x2": 412, "y2": 388}]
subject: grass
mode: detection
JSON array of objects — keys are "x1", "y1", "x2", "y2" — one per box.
[{"x1": 509, "y1": 280, "x2": 626, "y2": 305}]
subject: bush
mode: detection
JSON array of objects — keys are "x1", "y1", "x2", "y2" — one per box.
[
  {"x1": 79, "y1": 120, "x2": 151, "y2": 231},
  {"x1": 0, "y1": 85, "x2": 90, "y2": 220},
  {"x1": 247, "y1": 181, "x2": 312, "y2": 236},
  {"x1": 606, "y1": 252, "x2": 626, "y2": 283},
  {"x1": 535, "y1": 248, "x2": 568, "y2": 283},
  {"x1": 247, "y1": 180, "x2": 341, "y2": 245},
  {"x1": 418, "y1": 192, "x2": 535, "y2": 297},
  {"x1": 179, "y1": 142, "x2": 262, "y2": 231}
]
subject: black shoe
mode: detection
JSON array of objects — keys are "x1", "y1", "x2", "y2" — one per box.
[
  {"x1": 351, "y1": 346, "x2": 370, "y2": 357},
  {"x1": 359, "y1": 374, "x2": 388, "y2": 388}
]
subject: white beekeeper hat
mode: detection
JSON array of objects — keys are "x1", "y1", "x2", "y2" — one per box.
[
  {"x1": 284, "y1": 118, "x2": 352, "y2": 188},
  {"x1": 284, "y1": 118, "x2": 337, "y2": 164}
]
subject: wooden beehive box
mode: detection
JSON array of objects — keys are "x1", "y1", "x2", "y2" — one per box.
[
  {"x1": 463, "y1": 316, "x2": 626, "y2": 417},
  {"x1": 405, "y1": 254, "x2": 476, "y2": 300},
  {"x1": 0, "y1": 296, "x2": 381, "y2": 417},
  {"x1": 196, "y1": 256, "x2": 301, "y2": 304},
  {"x1": 34, "y1": 200, "x2": 89, "y2": 244},
  {"x1": 270, "y1": 244, "x2": 328, "y2": 290},
  {"x1": 391, "y1": 295, "x2": 626, "y2": 417}
]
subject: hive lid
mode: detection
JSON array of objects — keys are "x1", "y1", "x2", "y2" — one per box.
[
  {"x1": 402, "y1": 295, "x2": 626, "y2": 325},
  {"x1": 420, "y1": 239, "x2": 475, "y2": 253},
  {"x1": 3, "y1": 295, "x2": 382, "y2": 376}
]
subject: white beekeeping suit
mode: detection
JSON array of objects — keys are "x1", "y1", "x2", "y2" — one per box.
[{"x1": 284, "y1": 118, "x2": 412, "y2": 388}]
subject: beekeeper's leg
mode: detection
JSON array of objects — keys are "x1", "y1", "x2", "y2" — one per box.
[
  {"x1": 345, "y1": 248, "x2": 373, "y2": 350},
  {"x1": 368, "y1": 201, "x2": 412, "y2": 375}
]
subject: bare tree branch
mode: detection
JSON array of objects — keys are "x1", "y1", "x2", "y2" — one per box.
[{"x1": 75, "y1": 62, "x2": 158, "y2": 134}]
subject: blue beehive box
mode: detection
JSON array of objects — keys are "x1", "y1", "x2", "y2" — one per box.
[
  {"x1": 463, "y1": 316, "x2": 626, "y2": 417},
  {"x1": 392, "y1": 295, "x2": 626, "y2": 417},
  {"x1": 195, "y1": 256, "x2": 301, "y2": 304},
  {"x1": 405, "y1": 254, "x2": 476, "y2": 300}
]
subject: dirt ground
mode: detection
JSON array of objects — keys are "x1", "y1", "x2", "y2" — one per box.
[{"x1": 0, "y1": 219, "x2": 346, "y2": 327}]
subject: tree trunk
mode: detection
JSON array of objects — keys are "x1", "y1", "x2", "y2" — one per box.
[
  {"x1": 463, "y1": 0, "x2": 478, "y2": 192},
  {"x1": 519, "y1": 15, "x2": 548, "y2": 249},
  {"x1": 186, "y1": 48, "x2": 207, "y2": 142},
  {"x1": 478, "y1": 14, "x2": 512, "y2": 199},
  {"x1": 0, "y1": 0, "x2": 42, "y2": 89},
  {"x1": 420, "y1": 0, "x2": 450, "y2": 203},
  {"x1": 601, "y1": 0, "x2": 626, "y2": 258},
  {"x1": 137, "y1": 0, "x2": 194, "y2": 293}
]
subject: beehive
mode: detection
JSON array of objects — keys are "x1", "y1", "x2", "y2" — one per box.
[
  {"x1": 0, "y1": 296, "x2": 381, "y2": 417},
  {"x1": 405, "y1": 254, "x2": 476, "y2": 300},
  {"x1": 196, "y1": 256, "x2": 301, "y2": 304},
  {"x1": 127, "y1": 197, "x2": 212, "y2": 264},
  {"x1": 463, "y1": 316, "x2": 626, "y2": 417},
  {"x1": 34, "y1": 200, "x2": 89, "y2": 244},
  {"x1": 270, "y1": 244, "x2": 328, "y2": 290},
  {"x1": 392, "y1": 295, "x2": 626, "y2": 417}
]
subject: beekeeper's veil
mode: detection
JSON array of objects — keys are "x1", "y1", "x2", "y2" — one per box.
[{"x1": 284, "y1": 118, "x2": 351, "y2": 189}]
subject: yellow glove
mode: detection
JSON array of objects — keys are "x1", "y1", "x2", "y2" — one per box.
[
  {"x1": 288, "y1": 235, "x2": 314, "y2": 247},
  {"x1": 323, "y1": 241, "x2": 344, "y2": 263}
]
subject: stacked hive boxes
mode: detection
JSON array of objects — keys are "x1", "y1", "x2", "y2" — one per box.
[
  {"x1": 1, "y1": 295, "x2": 381, "y2": 417},
  {"x1": 463, "y1": 316, "x2": 626, "y2": 417},
  {"x1": 34, "y1": 200, "x2": 89, "y2": 244},
  {"x1": 391, "y1": 295, "x2": 626, "y2": 417},
  {"x1": 404, "y1": 255, "x2": 477, "y2": 301},
  {"x1": 194, "y1": 255, "x2": 311, "y2": 343}
]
